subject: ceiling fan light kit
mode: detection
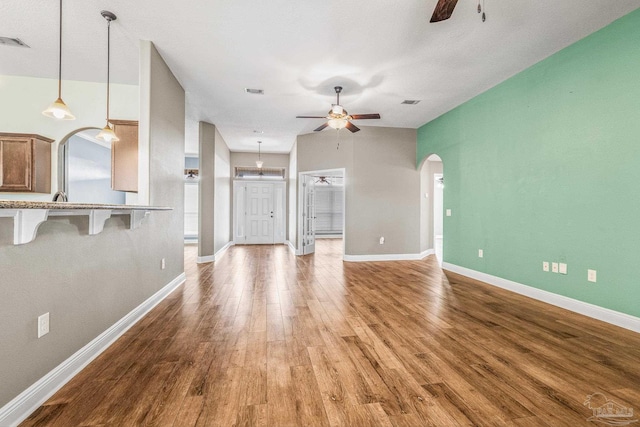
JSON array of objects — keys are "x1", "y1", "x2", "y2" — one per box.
[{"x1": 296, "y1": 86, "x2": 381, "y2": 134}]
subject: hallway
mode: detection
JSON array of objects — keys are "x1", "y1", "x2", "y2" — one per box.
[{"x1": 21, "y1": 240, "x2": 640, "y2": 426}]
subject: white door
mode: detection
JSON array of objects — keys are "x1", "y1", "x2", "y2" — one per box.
[
  {"x1": 234, "y1": 181, "x2": 286, "y2": 245},
  {"x1": 247, "y1": 183, "x2": 274, "y2": 244},
  {"x1": 302, "y1": 175, "x2": 316, "y2": 255}
]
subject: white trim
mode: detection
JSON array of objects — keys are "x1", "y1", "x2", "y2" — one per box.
[
  {"x1": 196, "y1": 255, "x2": 215, "y2": 264},
  {"x1": 214, "y1": 241, "x2": 233, "y2": 260},
  {"x1": 316, "y1": 234, "x2": 343, "y2": 239},
  {"x1": 285, "y1": 240, "x2": 297, "y2": 255},
  {"x1": 0, "y1": 272, "x2": 187, "y2": 427},
  {"x1": 196, "y1": 241, "x2": 234, "y2": 264},
  {"x1": 442, "y1": 263, "x2": 640, "y2": 334},
  {"x1": 344, "y1": 249, "x2": 434, "y2": 262}
]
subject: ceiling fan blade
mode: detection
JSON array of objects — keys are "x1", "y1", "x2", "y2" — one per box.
[
  {"x1": 345, "y1": 121, "x2": 360, "y2": 133},
  {"x1": 297, "y1": 115, "x2": 327, "y2": 119},
  {"x1": 350, "y1": 113, "x2": 381, "y2": 120},
  {"x1": 314, "y1": 123, "x2": 329, "y2": 132},
  {"x1": 430, "y1": 0, "x2": 459, "y2": 22}
]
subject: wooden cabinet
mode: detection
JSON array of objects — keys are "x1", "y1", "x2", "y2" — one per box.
[
  {"x1": 110, "y1": 120, "x2": 138, "y2": 193},
  {"x1": 0, "y1": 133, "x2": 53, "y2": 193}
]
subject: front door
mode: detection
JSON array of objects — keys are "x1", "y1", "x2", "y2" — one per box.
[{"x1": 247, "y1": 182, "x2": 274, "y2": 244}]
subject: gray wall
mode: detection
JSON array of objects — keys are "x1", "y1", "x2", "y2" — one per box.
[
  {"x1": 214, "y1": 128, "x2": 231, "y2": 254},
  {"x1": 288, "y1": 142, "x2": 297, "y2": 244},
  {"x1": 198, "y1": 122, "x2": 216, "y2": 258},
  {"x1": 296, "y1": 127, "x2": 420, "y2": 256},
  {"x1": 0, "y1": 41, "x2": 185, "y2": 408},
  {"x1": 199, "y1": 123, "x2": 232, "y2": 259}
]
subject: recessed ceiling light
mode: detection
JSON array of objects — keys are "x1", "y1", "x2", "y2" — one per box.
[
  {"x1": 401, "y1": 100, "x2": 421, "y2": 105},
  {"x1": 253, "y1": 130, "x2": 264, "y2": 134},
  {"x1": 245, "y1": 88, "x2": 264, "y2": 95},
  {"x1": 0, "y1": 37, "x2": 30, "y2": 48}
]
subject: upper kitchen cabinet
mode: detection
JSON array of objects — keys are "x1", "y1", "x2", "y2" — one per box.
[
  {"x1": 0, "y1": 133, "x2": 54, "y2": 193},
  {"x1": 110, "y1": 120, "x2": 138, "y2": 193}
]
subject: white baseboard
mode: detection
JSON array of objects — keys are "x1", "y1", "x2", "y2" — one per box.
[
  {"x1": 443, "y1": 263, "x2": 640, "y2": 334},
  {"x1": 0, "y1": 272, "x2": 187, "y2": 427},
  {"x1": 196, "y1": 241, "x2": 234, "y2": 264},
  {"x1": 344, "y1": 249, "x2": 434, "y2": 262},
  {"x1": 196, "y1": 255, "x2": 215, "y2": 264},
  {"x1": 285, "y1": 240, "x2": 297, "y2": 255}
]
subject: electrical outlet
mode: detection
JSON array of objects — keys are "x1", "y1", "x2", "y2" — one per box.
[
  {"x1": 446, "y1": 209, "x2": 452, "y2": 217},
  {"x1": 478, "y1": 249, "x2": 483, "y2": 258},
  {"x1": 161, "y1": 258, "x2": 166, "y2": 270},
  {"x1": 552, "y1": 262, "x2": 559, "y2": 273},
  {"x1": 38, "y1": 312, "x2": 49, "y2": 338},
  {"x1": 559, "y1": 263, "x2": 567, "y2": 275},
  {"x1": 379, "y1": 237, "x2": 385, "y2": 245},
  {"x1": 543, "y1": 262, "x2": 550, "y2": 272},
  {"x1": 588, "y1": 269, "x2": 597, "y2": 283}
]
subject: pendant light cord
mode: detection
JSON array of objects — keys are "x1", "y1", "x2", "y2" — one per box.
[
  {"x1": 58, "y1": 0, "x2": 62, "y2": 98},
  {"x1": 106, "y1": 18, "x2": 111, "y2": 123}
]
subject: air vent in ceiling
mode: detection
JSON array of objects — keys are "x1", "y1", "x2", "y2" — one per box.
[
  {"x1": 401, "y1": 100, "x2": 421, "y2": 105},
  {"x1": 0, "y1": 37, "x2": 30, "y2": 48},
  {"x1": 245, "y1": 88, "x2": 264, "y2": 95}
]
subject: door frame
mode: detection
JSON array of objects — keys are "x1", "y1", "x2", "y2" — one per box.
[
  {"x1": 297, "y1": 168, "x2": 346, "y2": 256},
  {"x1": 233, "y1": 180, "x2": 286, "y2": 245}
]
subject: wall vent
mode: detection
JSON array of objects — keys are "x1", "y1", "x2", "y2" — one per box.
[
  {"x1": 0, "y1": 37, "x2": 30, "y2": 48},
  {"x1": 401, "y1": 100, "x2": 421, "y2": 105},
  {"x1": 245, "y1": 88, "x2": 264, "y2": 95}
]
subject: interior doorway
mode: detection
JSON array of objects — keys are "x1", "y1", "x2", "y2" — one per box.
[
  {"x1": 233, "y1": 180, "x2": 286, "y2": 244},
  {"x1": 420, "y1": 154, "x2": 443, "y2": 265},
  {"x1": 298, "y1": 168, "x2": 345, "y2": 256}
]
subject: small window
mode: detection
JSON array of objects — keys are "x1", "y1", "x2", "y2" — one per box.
[{"x1": 235, "y1": 166, "x2": 285, "y2": 180}]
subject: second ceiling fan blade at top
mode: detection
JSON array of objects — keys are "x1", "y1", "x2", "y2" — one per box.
[
  {"x1": 430, "y1": 0, "x2": 459, "y2": 22},
  {"x1": 296, "y1": 115, "x2": 327, "y2": 118}
]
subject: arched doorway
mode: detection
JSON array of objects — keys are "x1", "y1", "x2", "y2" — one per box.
[{"x1": 57, "y1": 128, "x2": 126, "y2": 204}]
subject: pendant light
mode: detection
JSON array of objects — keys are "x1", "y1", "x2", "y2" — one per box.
[
  {"x1": 42, "y1": 0, "x2": 75, "y2": 120},
  {"x1": 96, "y1": 11, "x2": 120, "y2": 143},
  {"x1": 256, "y1": 141, "x2": 264, "y2": 168}
]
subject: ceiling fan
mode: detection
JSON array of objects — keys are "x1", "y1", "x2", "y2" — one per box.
[
  {"x1": 296, "y1": 86, "x2": 381, "y2": 133},
  {"x1": 430, "y1": 0, "x2": 485, "y2": 23}
]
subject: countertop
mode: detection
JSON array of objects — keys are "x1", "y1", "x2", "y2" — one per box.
[{"x1": 0, "y1": 200, "x2": 172, "y2": 210}]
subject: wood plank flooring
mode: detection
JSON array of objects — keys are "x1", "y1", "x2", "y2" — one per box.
[{"x1": 21, "y1": 240, "x2": 640, "y2": 426}]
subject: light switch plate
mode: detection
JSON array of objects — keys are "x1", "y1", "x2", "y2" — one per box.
[
  {"x1": 559, "y1": 263, "x2": 567, "y2": 275},
  {"x1": 478, "y1": 249, "x2": 483, "y2": 258},
  {"x1": 38, "y1": 312, "x2": 49, "y2": 338},
  {"x1": 588, "y1": 269, "x2": 597, "y2": 283},
  {"x1": 543, "y1": 262, "x2": 549, "y2": 272},
  {"x1": 446, "y1": 209, "x2": 452, "y2": 217},
  {"x1": 552, "y1": 262, "x2": 559, "y2": 273}
]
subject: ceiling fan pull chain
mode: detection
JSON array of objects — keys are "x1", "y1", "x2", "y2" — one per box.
[
  {"x1": 482, "y1": 0, "x2": 486, "y2": 21},
  {"x1": 477, "y1": 0, "x2": 481, "y2": 13}
]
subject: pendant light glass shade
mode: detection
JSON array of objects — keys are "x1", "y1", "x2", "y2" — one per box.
[
  {"x1": 96, "y1": 123, "x2": 120, "y2": 143},
  {"x1": 43, "y1": 97, "x2": 75, "y2": 120},
  {"x1": 43, "y1": 0, "x2": 75, "y2": 120},
  {"x1": 96, "y1": 11, "x2": 118, "y2": 143}
]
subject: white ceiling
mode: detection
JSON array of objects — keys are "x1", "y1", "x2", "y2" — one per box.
[{"x1": 2, "y1": 0, "x2": 639, "y2": 153}]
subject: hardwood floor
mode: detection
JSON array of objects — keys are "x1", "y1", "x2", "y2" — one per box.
[{"x1": 21, "y1": 239, "x2": 640, "y2": 426}]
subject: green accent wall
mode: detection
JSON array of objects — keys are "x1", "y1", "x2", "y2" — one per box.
[{"x1": 417, "y1": 9, "x2": 640, "y2": 318}]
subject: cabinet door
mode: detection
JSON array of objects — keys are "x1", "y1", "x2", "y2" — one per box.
[
  {"x1": 0, "y1": 137, "x2": 32, "y2": 191},
  {"x1": 110, "y1": 120, "x2": 139, "y2": 193}
]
